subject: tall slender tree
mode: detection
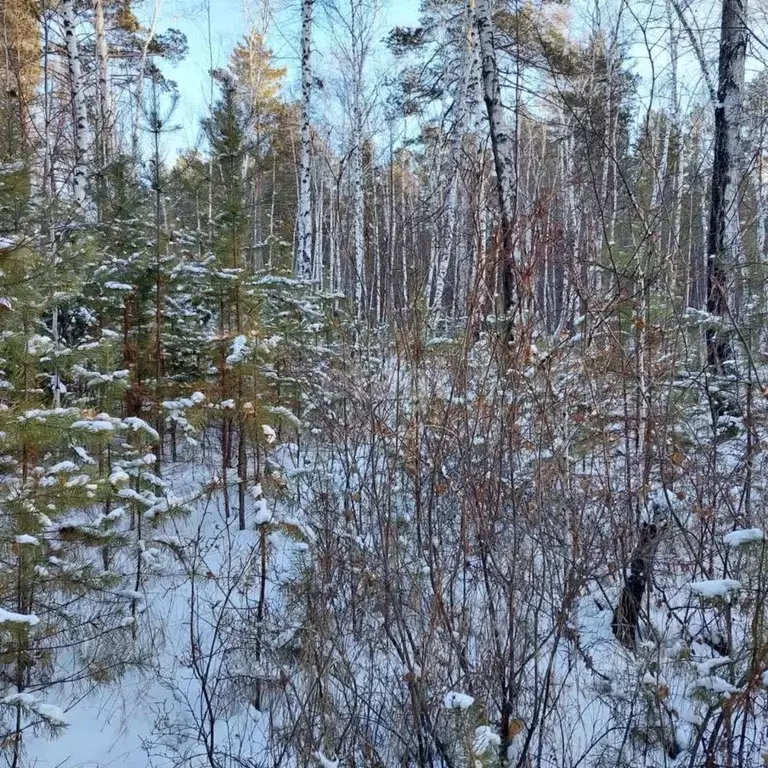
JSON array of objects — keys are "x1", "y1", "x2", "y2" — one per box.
[
  {"x1": 297, "y1": 0, "x2": 314, "y2": 280},
  {"x1": 707, "y1": 0, "x2": 748, "y2": 371},
  {"x1": 476, "y1": 0, "x2": 516, "y2": 319},
  {"x1": 61, "y1": 0, "x2": 88, "y2": 206}
]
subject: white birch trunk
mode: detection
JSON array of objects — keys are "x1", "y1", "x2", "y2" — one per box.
[
  {"x1": 92, "y1": 0, "x2": 112, "y2": 166},
  {"x1": 329, "y1": 181, "x2": 338, "y2": 293},
  {"x1": 596, "y1": 54, "x2": 613, "y2": 295},
  {"x1": 756, "y1": 117, "x2": 766, "y2": 264},
  {"x1": 651, "y1": 118, "x2": 669, "y2": 213},
  {"x1": 348, "y1": 0, "x2": 366, "y2": 315},
  {"x1": 353, "y1": 132, "x2": 365, "y2": 314},
  {"x1": 401, "y1": 160, "x2": 409, "y2": 308},
  {"x1": 666, "y1": 0, "x2": 684, "y2": 296},
  {"x1": 432, "y1": 0, "x2": 477, "y2": 318},
  {"x1": 698, "y1": 164, "x2": 708, "y2": 308},
  {"x1": 314, "y1": 175, "x2": 324, "y2": 287},
  {"x1": 475, "y1": 0, "x2": 516, "y2": 314},
  {"x1": 707, "y1": 0, "x2": 748, "y2": 366},
  {"x1": 268, "y1": 156, "x2": 277, "y2": 268},
  {"x1": 62, "y1": 0, "x2": 87, "y2": 205},
  {"x1": 296, "y1": 0, "x2": 314, "y2": 279},
  {"x1": 751, "y1": 100, "x2": 767, "y2": 319},
  {"x1": 475, "y1": 0, "x2": 514, "y2": 223}
]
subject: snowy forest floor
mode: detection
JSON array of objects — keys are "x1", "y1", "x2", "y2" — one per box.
[{"x1": 11, "y1": 328, "x2": 768, "y2": 768}]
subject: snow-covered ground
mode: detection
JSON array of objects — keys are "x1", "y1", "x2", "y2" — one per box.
[{"x1": 13, "y1": 341, "x2": 768, "y2": 768}]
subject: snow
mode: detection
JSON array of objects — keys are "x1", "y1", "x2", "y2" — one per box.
[
  {"x1": 642, "y1": 671, "x2": 668, "y2": 687},
  {"x1": 689, "y1": 579, "x2": 741, "y2": 598},
  {"x1": 0, "y1": 161, "x2": 23, "y2": 174},
  {"x1": 51, "y1": 375, "x2": 67, "y2": 394},
  {"x1": 19, "y1": 408, "x2": 79, "y2": 424},
  {"x1": 15, "y1": 535, "x2": 39, "y2": 545},
  {"x1": 72, "y1": 446, "x2": 96, "y2": 465},
  {"x1": 723, "y1": 528, "x2": 764, "y2": 548},
  {"x1": 123, "y1": 417, "x2": 160, "y2": 442},
  {"x1": 70, "y1": 419, "x2": 114, "y2": 433},
  {"x1": 474, "y1": 725, "x2": 502, "y2": 755},
  {"x1": 26, "y1": 335, "x2": 54, "y2": 356},
  {"x1": 256, "y1": 275, "x2": 305, "y2": 287},
  {"x1": 2, "y1": 694, "x2": 68, "y2": 726},
  {"x1": 682, "y1": 307, "x2": 721, "y2": 326},
  {"x1": 689, "y1": 676, "x2": 738, "y2": 696},
  {"x1": 117, "y1": 488, "x2": 154, "y2": 506},
  {"x1": 314, "y1": 751, "x2": 339, "y2": 768},
  {"x1": 213, "y1": 267, "x2": 242, "y2": 279},
  {"x1": 694, "y1": 657, "x2": 731, "y2": 676},
  {"x1": 226, "y1": 334, "x2": 250, "y2": 365},
  {"x1": 265, "y1": 405, "x2": 301, "y2": 427},
  {"x1": 164, "y1": 397, "x2": 196, "y2": 409},
  {"x1": 2, "y1": 692, "x2": 36, "y2": 706},
  {"x1": 443, "y1": 691, "x2": 474, "y2": 709},
  {"x1": 0, "y1": 607, "x2": 40, "y2": 626},
  {"x1": 47, "y1": 460, "x2": 78, "y2": 474},
  {"x1": 104, "y1": 281, "x2": 133, "y2": 291},
  {"x1": 9, "y1": 311, "x2": 768, "y2": 768},
  {"x1": 165, "y1": 391, "x2": 206, "y2": 411},
  {"x1": 254, "y1": 498, "x2": 272, "y2": 525},
  {"x1": 34, "y1": 701, "x2": 68, "y2": 726}
]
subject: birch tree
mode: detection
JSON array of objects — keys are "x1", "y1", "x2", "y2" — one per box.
[
  {"x1": 325, "y1": 0, "x2": 378, "y2": 316},
  {"x1": 61, "y1": 0, "x2": 88, "y2": 206},
  {"x1": 351, "y1": 5, "x2": 366, "y2": 316},
  {"x1": 707, "y1": 0, "x2": 748, "y2": 371},
  {"x1": 431, "y1": 0, "x2": 477, "y2": 321},
  {"x1": 92, "y1": 0, "x2": 113, "y2": 168},
  {"x1": 475, "y1": 0, "x2": 516, "y2": 318},
  {"x1": 296, "y1": 0, "x2": 314, "y2": 280}
]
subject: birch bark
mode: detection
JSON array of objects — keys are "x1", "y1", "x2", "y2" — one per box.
[
  {"x1": 475, "y1": 0, "x2": 516, "y2": 316},
  {"x1": 62, "y1": 0, "x2": 87, "y2": 205},
  {"x1": 707, "y1": 0, "x2": 748, "y2": 370},
  {"x1": 92, "y1": 0, "x2": 112, "y2": 166},
  {"x1": 296, "y1": 0, "x2": 314, "y2": 280},
  {"x1": 432, "y1": 0, "x2": 477, "y2": 318}
]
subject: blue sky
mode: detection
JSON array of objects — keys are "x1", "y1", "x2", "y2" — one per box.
[{"x1": 144, "y1": 0, "x2": 420, "y2": 154}]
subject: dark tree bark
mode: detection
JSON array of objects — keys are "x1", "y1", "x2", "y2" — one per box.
[
  {"x1": 612, "y1": 522, "x2": 661, "y2": 649},
  {"x1": 475, "y1": 0, "x2": 516, "y2": 319},
  {"x1": 706, "y1": 0, "x2": 748, "y2": 371}
]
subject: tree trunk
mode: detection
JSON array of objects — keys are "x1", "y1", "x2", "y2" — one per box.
[
  {"x1": 61, "y1": 0, "x2": 87, "y2": 205},
  {"x1": 706, "y1": 0, "x2": 748, "y2": 371},
  {"x1": 353, "y1": 116, "x2": 365, "y2": 315},
  {"x1": 612, "y1": 522, "x2": 661, "y2": 648},
  {"x1": 475, "y1": 0, "x2": 515, "y2": 318},
  {"x1": 296, "y1": 0, "x2": 313, "y2": 279},
  {"x1": 433, "y1": 0, "x2": 477, "y2": 320},
  {"x1": 92, "y1": 0, "x2": 112, "y2": 168}
]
